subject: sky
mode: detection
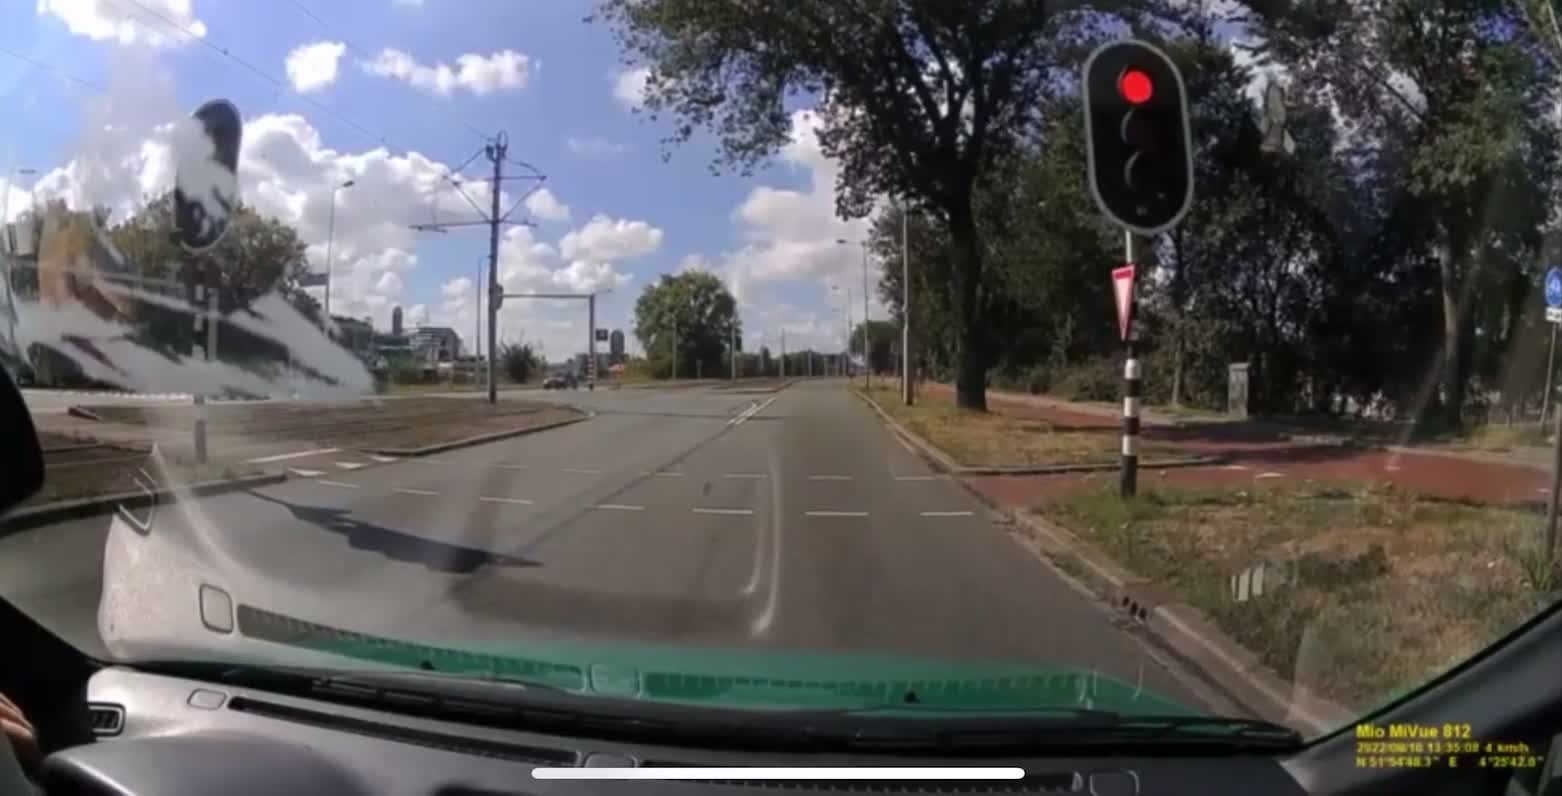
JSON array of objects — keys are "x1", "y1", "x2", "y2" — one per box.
[{"x1": 0, "y1": 0, "x2": 887, "y2": 362}]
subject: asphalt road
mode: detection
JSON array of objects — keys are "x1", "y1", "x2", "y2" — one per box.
[{"x1": 1, "y1": 379, "x2": 1227, "y2": 713}]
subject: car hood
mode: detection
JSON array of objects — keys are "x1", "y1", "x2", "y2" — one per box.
[{"x1": 228, "y1": 604, "x2": 1199, "y2": 716}]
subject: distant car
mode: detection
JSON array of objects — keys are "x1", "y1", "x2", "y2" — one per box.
[{"x1": 543, "y1": 373, "x2": 579, "y2": 390}]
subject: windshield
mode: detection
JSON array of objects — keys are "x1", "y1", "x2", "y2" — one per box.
[{"x1": 2, "y1": 0, "x2": 1560, "y2": 744}]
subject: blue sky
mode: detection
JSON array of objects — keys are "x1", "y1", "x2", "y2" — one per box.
[{"x1": 1, "y1": 0, "x2": 883, "y2": 361}]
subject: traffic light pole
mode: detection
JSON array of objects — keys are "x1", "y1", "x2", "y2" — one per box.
[{"x1": 1120, "y1": 231, "x2": 1140, "y2": 499}]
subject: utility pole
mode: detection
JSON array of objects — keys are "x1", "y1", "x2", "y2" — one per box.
[
  {"x1": 861, "y1": 242, "x2": 871, "y2": 391},
  {"x1": 901, "y1": 204, "x2": 912, "y2": 405},
  {"x1": 410, "y1": 131, "x2": 546, "y2": 405},
  {"x1": 780, "y1": 331, "x2": 786, "y2": 379}
]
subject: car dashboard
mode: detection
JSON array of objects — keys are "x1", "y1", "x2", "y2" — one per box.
[{"x1": 35, "y1": 667, "x2": 1328, "y2": 796}]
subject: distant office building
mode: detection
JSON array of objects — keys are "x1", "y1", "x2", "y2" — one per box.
[
  {"x1": 391, "y1": 306, "x2": 403, "y2": 336},
  {"x1": 409, "y1": 326, "x2": 462, "y2": 362},
  {"x1": 609, "y1": 329, "x2": 625, "y2": 364},
  {"x1": 332, "y1": 316, "x2": 375, "y2": 355}
]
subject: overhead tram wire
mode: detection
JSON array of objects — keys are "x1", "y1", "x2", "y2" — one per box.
[
  {"x1": 0, "y1": 45, "x2": 108, "y2": 93},
  {"x1": 281, "y1": 0, "x2": 493, "y2": 146},
  {"x1": 106, "y1": 0, "x2": 478, "y2": 195}
]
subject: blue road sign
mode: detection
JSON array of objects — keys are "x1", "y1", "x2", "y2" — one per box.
[{"x1": 1547, "y1": 267, "x2": 1562, "y2": 309}]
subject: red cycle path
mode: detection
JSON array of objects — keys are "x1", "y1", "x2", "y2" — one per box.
[{"x1": 917, "y1": 385, "x2": 1554, "y2": 509}]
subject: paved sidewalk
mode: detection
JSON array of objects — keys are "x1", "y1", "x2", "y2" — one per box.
[{"x1": 920, "y1": 384, "x2": 1554, "y2": 507}]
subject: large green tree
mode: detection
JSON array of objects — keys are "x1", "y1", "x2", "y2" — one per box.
[
  {"x1": 632, "y1": 271, "x2": 741, "y2": 379},
  {"x1": 591, "y1": 0, "x2": 1153, "y2": 410}
]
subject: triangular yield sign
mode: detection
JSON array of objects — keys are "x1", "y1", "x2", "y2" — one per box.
[{"x1": 1112, "y1": 265, "x2": 1135, "y2": 341}]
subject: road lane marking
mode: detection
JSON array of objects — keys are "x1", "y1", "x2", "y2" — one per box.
[
  {"x1": 496, "y1": 464, "x2": 529, "y2": 470},
  {"x1": 368, "y1": 455, "x2": 399, "y2": 463},
  {"x1": 722, "y1": 473, "x2": 768, "y2": 479},
  {"x1": 288, "y1": 468, "x2": 325, "y2": 477},
  {"x1": 692, "y1": 507, "x2": 755, "y2": 516},
  {"x1": 593, "y1": 503, "x2": 644, "y2": 511},
  {"x1": 1222, "y1": 465, "x2": 1250, "y2": 471},
  {"x1": 808, "y1": 475, "x2": 853, "y2": 481},
  {"x1": 409, "y1": 458, "x2": 452, "y2": 466},
  {"x1": 921, "y1": 511, "x2": 974, "y2": 517},
  {"x1": 394, "y1": 487, "x2": 438, "y2": 496},
  {"x1": 894, "y1": 475, "x2": 941, "y2": 481},
  {"x1": 480, "y1": 496, "x2": 534, "y2": 505},
  {"x1": 245, "y1": 447, "x2": 340, "y2": 464},
  {"x1": 896, "y1": 436, "x2": 917, "y2": 455},
  {"x1": 315, "y1": 480, "x2": 358, "y2": 489},
  {"x1": 643, "y1": 471, "x2": 685, "y2": 478},
  {"x1": 805, "y1": 510, "x2": 868, "y2": 517},
  {"x1": 727, "y1": 396, "x2": 778, "y2": 427},
  {"x1": 1255, "y1": 472, "x2": 1286, "y2": 479},
  {"x1": 335, "y1": 461, "x2": 367, "y2": 470},
  {"x1": 563, "y1": 467, "x2": 603, "y2": 475}
]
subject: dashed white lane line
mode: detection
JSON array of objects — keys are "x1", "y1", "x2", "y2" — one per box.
[
  {"x1": 692, "y1": 507, "x2": 755, "y2": 516},
  {"x1": 643, "y1": 471, "x2": 685, "y2": 478},
  {"x1": 394, "y1": 487, "x2": 438, "y2": 496},
  {"x1": 563, "y1": 467, "x2": 603, "y2": 475},
  {"x1": 921, "y1": 510, "x2": 974, "y2": 517},
  {"x1": 245, "y1": 447, "x2": 340, "y2": 464},
  {"x1": 593, "y1": 503, "x2": 644, "y2": 512},
  {"x1": 722, "y1": 473, "x2": 768, "y2": 480},
  {"x1": 805, "y1": 510, "x2": 869, "y2": 517},
  {"x1": 496, "y1": 464, "x2": 529, "y2": 470},
  {"x1": 335, "y1": 461, "x2": 368, "y2": 470},
  {"x1": 1255, "y1": 472, "x2": 1286, "y2": 479},
  {"x1": 315, "y1": 480, "x2": 358, "y2": 489},
  {"x1": 894, "y1": 475, "x2": 941, "y2": 481},
  {"x1": 368, "y1": 455, "x2": 399, "y2": 463},
  {"x1": 480, "y1": 496, "x2": 534, "y2": 505},
  {"x1": 1222, "y1": 464, "x2": 1250, "y2": 471},
  {"x1": 808, "y1": 475, "x2": 853, "y2": 481},
  {"x1": 409, "y1": 458, "x2": 452, "y2": 466},
  {"x1": 288, "y1": 468, "x2": 325, "y2": 478}
]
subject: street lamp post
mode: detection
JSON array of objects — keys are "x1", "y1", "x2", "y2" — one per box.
[
  {"x1": 323, "y1": 179, "x2": 355, "y2": 319},
  {"x1": 900, "y1": 206, "x2": 912, "y2": 405},
  {"x1": 838, "y1": 239, "x2": 871, "y2": 390}
]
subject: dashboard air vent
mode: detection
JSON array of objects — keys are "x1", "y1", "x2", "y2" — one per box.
[
  {"x1": 86, "y1": 703, "x2": 124, "y2": 737},
  {"x1": 227, "y1": 695, "x2": 577, "y2": 766}
]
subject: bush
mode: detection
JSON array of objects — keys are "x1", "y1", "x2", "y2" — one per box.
[{"x1": 1049, "y1": 357, "x2": 1120, "y2": 402}]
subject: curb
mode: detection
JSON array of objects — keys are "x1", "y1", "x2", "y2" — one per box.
[
  {"x1": 1006, "y1": 509, "x2": 1356, "y2": 736},
  {"x1": 67, "y1": 406, "x2": 104, "y2": 422},
  {"x1": 850, "y1": 390, "x2": 1223, "y2": 475},
  {"x1": 851, "y1": 388, "x2": 1354, "y2": 734},
  {"x1": 362, "y1": 411, "x2": 592, "y2": 457},
  {"x1": 1, "y1": 472, "x2": 287, "y2": 534}
]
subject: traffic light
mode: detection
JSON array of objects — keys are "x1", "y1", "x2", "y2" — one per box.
[{"x1": 1082, "y1": 40, "x2": 1194, "y2": 235}]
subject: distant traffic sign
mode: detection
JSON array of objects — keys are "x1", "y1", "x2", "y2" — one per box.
[
  {"x1": 1547, "y1": 267, "x2": 1562, "y2": 309},
  {"x1": 1548, "y1": 306, "x2": 1562, "y2": 324},
  {"x1": 1112, "y1": 265, "x2": 1136, "y2": 341}
]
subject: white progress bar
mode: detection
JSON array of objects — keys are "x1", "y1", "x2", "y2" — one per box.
[{"x1": 532, "y1": 767, "x2": 1025, "y2": 780}]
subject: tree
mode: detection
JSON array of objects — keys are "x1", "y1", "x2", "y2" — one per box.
[
  {"x1": 850, "y1": 320, "x2": 899, "y2": 374},
  {"x1": 500, "y1": 341, "x2": 543, "y2": 383},
  {"x1": 590, "y1": 0, "x2": 1147, "y2": 410},
  {"x1": 107, "y1": 191, "x2": 316, "y2": 363},
  {"x1": 632, "y1": 271, "x2": 740, "y2": 379},
  {"x1": 1241, "y1": 0, "x2": 1561, "y2": 426}
]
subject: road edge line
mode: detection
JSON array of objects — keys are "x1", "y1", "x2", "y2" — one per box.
[
  {"x1": 0, "y1": 472, "x2": 288, "y2": 535},
  {"x1": 852, "y1": 387, "x2": 1352, "y2": 735},
  {"x1": 362, "y1": 410, "x2": 594, "y2": 457}
]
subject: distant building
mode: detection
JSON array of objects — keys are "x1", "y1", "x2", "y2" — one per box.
[
  {"x1": 609, "y1": 329, "x2": 625, "y2": 364},
  {"x1": 409, "y1": 326, "x2": 462, "y2": 362},
  {"x1": 332, "y1": 316, "x2": 375, "y2": 354},
  {"x1": 391, "y1": 306, "x2": 403, "y2": 336}
]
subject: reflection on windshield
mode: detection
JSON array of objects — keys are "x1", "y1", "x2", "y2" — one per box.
[{"x1": 1, "y1": 0, "x2": 1560, "y2": 745}]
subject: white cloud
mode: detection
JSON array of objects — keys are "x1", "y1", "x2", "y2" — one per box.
[
  {"x1": 285, "y1": 41, "x2": 347, "y2": 94},
  {"x1": 37, "y1": 0, "x2": 207, "y2": 48},
  {"x1": 524, "y1": 187, "x2": 571, "y2": 222},
  {"x1": 565, "y1": 136, "x2": 627, "y2": 157},
  {"x1": 362, "y1": 48, "x2": 533, "y2": 97},
  {"x1": 665, "y1": 109, "x2": 888, "y2": 352},
  {"x1": 559, "y1": 214, "x2": 663, "y2": 262},
  {"x1": 612, "y1": 66, "x2": 649, "y2": 109}
]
